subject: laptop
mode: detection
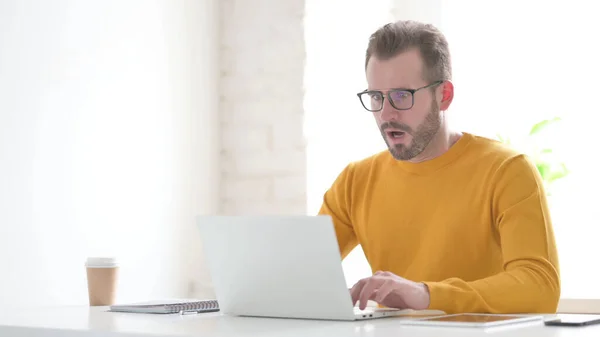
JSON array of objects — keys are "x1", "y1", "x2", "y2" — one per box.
[{"x1": 196, "y1": 215, "x2": 445, "y2": 321}]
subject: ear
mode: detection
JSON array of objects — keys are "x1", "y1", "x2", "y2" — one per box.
[{"x1": 439, "y1": 80, "x2": 454, "y2": 111}]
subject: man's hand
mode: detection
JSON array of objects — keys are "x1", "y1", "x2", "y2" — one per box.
[{"x1": 350, "y1": 271, "x2": 430, "y2": 310}]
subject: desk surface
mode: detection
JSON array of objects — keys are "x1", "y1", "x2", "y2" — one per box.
[{"x1": 1, "y1": 306, "x2": 599, "y2": 337}]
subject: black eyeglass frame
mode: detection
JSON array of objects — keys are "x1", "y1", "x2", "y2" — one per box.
[{"x1": 356, "y1": 80, "x2": 444, "y2": 112}]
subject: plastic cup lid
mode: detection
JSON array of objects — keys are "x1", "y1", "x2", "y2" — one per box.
[{"x1": 85, "y1": 257, "x2": 119, "y2": 268}]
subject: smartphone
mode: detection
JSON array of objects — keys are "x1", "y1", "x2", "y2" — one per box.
[{"x1": 544, "y1": 315, "x2": 600, "y2": 327}]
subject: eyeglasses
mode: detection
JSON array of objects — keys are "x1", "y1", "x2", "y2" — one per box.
[{"x1": 357, "y1": 80, "x2": 443, "y2": 112}]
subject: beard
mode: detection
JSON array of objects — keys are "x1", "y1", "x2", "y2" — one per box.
[{"x1": 380, "y1": 100, "x2": 441, "y2": 161}]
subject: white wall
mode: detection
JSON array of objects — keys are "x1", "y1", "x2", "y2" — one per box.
[
  {"x1": 219, "y1": 0, "x2": 307, "y2": 215},
  {"x1": 0, "y1": 0, "x2": 218, "y2": 306}
]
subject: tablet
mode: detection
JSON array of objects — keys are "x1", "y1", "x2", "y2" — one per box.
[{"x1": 402, "y1": 313, "x2": 544, "y2": 328}]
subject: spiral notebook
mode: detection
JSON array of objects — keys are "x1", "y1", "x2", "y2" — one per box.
[{"x1": 109, "y1": 299, "x2": 220, "y2": 314}]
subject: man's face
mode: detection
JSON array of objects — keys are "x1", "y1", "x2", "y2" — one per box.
[{"x1": 365, "y1": 49, "x2": 441, "y2": 161}]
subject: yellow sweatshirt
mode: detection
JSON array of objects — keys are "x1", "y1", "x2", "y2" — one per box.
[{"x1": 318, "y1": 132, "x2": 560, "y2": 314}]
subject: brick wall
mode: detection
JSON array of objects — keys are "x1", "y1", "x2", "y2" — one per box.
[{"x1": 219, "y1": 0, "x2": 307, "y2": 215}]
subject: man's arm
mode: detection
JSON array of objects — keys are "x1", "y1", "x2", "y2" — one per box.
[
  {"x1": 318, "y1": 163, "x2": 359, "y2": 259},
  {"x1": 424, "y1": 154, "x2": 561, "y2": 314}
]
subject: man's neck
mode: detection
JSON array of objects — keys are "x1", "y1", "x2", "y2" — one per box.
[{"x1": 408, "y1": 126, "x2": 462, "y2": 164}]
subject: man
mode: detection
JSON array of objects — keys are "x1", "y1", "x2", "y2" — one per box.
[{"x1": 318, "y1": 20, "x2": 560, "y2": 314}]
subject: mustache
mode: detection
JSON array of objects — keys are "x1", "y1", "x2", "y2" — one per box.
[{"x1": 380, "y1": 121, "x2": 413, "y2": 135}]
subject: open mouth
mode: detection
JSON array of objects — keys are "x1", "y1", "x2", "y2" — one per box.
[{"x1": 386, "y1": 131, "x2": 406, "y2": 139}]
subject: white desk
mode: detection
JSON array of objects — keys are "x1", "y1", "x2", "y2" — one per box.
[{"x1": 0, "y1": 306, "x2": 599, "y2": 337}]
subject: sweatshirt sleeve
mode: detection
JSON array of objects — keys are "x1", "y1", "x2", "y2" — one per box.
[
  {"x1": 424, "y1": 154, "x2": 561, "y2": 314},
  {"x1": 318, "y1": 163, "x2": 359, "y2": 259}
]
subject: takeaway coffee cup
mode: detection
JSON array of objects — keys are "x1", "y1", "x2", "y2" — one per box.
[{"x1": 85, "y1": 257, "x2": 119, "y2": 306}]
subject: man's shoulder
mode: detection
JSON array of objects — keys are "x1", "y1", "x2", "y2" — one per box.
[
  {"x1": 467, "y1": 133, "x2": 527, "y2": 162},
  {"x1": 323, "y1": 150, "x2": 391, "y2": 207},
  {"x1": 344, "y1": 149, "x2": 393, "y2": 175},
  {"x1": 466, "y1": 133, "x2": 538, "y2": 177}
]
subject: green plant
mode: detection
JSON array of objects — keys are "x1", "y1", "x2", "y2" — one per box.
[{"x1": 496, "y1": 117, "x2": 569, "y2": 193}]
